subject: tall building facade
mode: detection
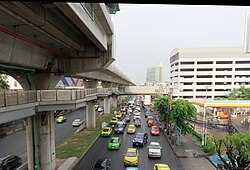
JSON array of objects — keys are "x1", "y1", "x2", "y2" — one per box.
[
  {"x1": 146, "y1": 63, "x2": 163, "y2": 84},
  {"x1": 169, "y1": 47, "x2": 250, "y2": 100}
]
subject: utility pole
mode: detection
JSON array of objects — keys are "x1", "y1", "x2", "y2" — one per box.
[
  {"x1": 168, "y1": 88, "x2": 173, "y2": 141},
  {"x1": 202, "y1": 86, "x2": 208, "y2": 146}
]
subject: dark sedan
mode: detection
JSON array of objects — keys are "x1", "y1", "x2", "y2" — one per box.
[
  {"x1": 114, "y1": 124, "x2": 124, "y2": 134},
  {"x1": 132, "y1": 132, "x2": 148, "y2": 147},
  {"x1": 0, "y1": 155, "x2": 21, "y2": 170},
  {"x1": 91, "y1": 158, "x2": 111, "y2": 170}
]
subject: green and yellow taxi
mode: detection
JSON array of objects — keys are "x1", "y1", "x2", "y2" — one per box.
[
  {"x1": 110, "y1": 117, "x2": 118, "y2": 125},
  {"x1": 101, "y1": 127, "x2": 112, "y2": 137},
  {"x1": 108, "y1": 136, "x2": 121, "y2": 150},
  {"x1": 115, "y1": 112, "x2": 122, "y2": 119},
  {"x1": 127, "y1": 124, "x2": 136, "y2": 134},
  {"x1": 124, "y1": 148, "x2": 139, "y2": 166},
  {"x1": 154, "y1": 163, "x2": 170, "y2": 170},
  {"x1": 56, "y1": 116, "x2": 67, "y2": 123}
]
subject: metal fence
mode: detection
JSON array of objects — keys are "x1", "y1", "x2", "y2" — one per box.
[{"x1": 0, "y1": 88, "x2": 119, "y2": 108}]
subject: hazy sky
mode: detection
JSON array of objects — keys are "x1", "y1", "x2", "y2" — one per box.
[{"x1": 111, "y1": 4, "x2": 250, "y2": 84}]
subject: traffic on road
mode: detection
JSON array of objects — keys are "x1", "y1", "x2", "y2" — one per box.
[{"x1": 74, "y1": 97, "x2": 182, "y2": 170}]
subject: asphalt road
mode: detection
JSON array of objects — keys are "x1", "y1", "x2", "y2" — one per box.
[
  {"x1": 0, "y1": 107, "x2": 89, "y2": 163},
  {"x1": 74, "y1": 108, "x2": 183, "y2": 170}
]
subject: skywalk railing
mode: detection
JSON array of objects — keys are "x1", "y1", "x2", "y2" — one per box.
[{"x1": 0, "y1": 88, "x2": 119, "y2": 108}]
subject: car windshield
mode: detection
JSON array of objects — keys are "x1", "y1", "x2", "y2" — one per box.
[
  {"x1": 110, "y1": 138, "x2": 119, "y2": 143},
  {"x1": 149, "y1": 144, "x2": 161, "y2": 149},
  {"x1": 74, "y1": 119, "x2": 81, "y2": 122},
  {"x1": 126, "y1": 152, "x2": 136, "y2": 157},
  {"x1": 103, "y1": 129, "x2": 110, "y2": 132},
  {"x1": 152, "y1": 127, "x2": 158, "y2": 130},
  {"x1": 112, "y1": 118, "x2": 117, "y2": 121},
  {"x1": 135, "y1": 133, "x2": 144, "y2": 138},
  {"x1": 117, "y1": 124, "x2": 123, "y2": 128}
]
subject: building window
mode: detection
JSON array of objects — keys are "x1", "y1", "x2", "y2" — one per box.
[
  {"x1": 180, "y1": 75, "x2": 194, "y2": 78},
  {"x1": 197, "y1": 61, "x2": 213, "y2": 64},
  {"x1": 215, "y1": 75, "x2": 232, "y2": 78},
  {"x1": 215, "y1": 89, "x2": 230, "y2": 91},
  {"x1": 216, "y1": 68, "x2": 232, "y2": 71},
  {"x1": 182, "y1": 82, "x2": 193, "y2": 85},
  {"x1": 183, "y1": 89, "x2": 193, "y2": 92},
  {"x1": 196, "y1": 82, "x2": 212, "y2": 85},
  {"x1": 180, "y1": 61, "x2": 194, "y2": 65},
  {"x1": 196, "y1": 89, "x2": 212, "y2": 92},
  {"x1": 197, "y1": 75, "x2": 213, "y2": 78},
  {"x1": 235, "y1": 68, "x2": 250, "y2": 71},
  {"x1": 236, "y1": 60, "x2": 250, "y2": 64},
  {"x1": 215, "y1": 82, "x2": 231, "y2": 85},
  {"x1": 197, "y1": 68, "x2": 213, "y2": 71},
  {"x1": 180, "y1": 68, "x2": 194, "y2": 72},
  {"x1": 216, "y1": 61, "x2": 233, "y2": 64}
]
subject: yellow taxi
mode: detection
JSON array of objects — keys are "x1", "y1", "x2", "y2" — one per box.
[
  {"x1": 115, "y1": 112, "x2": 122, "y2": 119},
  {"x1": 124, "y1": 148, "x2": 139, "y2": 166},
  {"x1": 110, "y1": 117, "x2": 118, "y2": 125},
  {"x1": 56, "y1": 116, "x2": 67, "y2": 123},
  {"x1": 101, "y1": 127, "x2": 112, "y2": 137},
  {"x1": 154, "y1": 163, "x2": 170, "y2": 170},
  {"x1": 127, "y1": 124, "x2": 136, "y2": 134}
]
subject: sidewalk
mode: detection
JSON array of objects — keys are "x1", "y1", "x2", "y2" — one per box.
[{"x1": 155, "y1": 116, "x2": 216, "y2": 170}]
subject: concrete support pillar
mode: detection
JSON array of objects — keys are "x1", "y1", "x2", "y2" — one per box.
[
  {"x1": 26, "y1": 117, "x2": 34, "y2": 170},
  {"x1": 104, "y1": 96, "x2": 110, "y2": 114},
  {"x1": 102, "y1": 82, "x2": 113, "y2": 88},
  {"x1": 83, "y1": 80, "x2": 98, "y2": 88},
  {"x1": 86, "y1": 101, "x2": 96, "y2": 128},
  {"x1": 118, "y1": 96, "x2": 123, "y2": 105},
  {"x1": 112, "y1": 95, "x2": 118, "y2": 108},
  {"x1": 37, "y1": 112, "x2": 56, "y2": 170}
]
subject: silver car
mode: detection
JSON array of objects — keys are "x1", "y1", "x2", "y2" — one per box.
[{"x1": 148, "y1": 142, "x2": 162, "y2": 158}]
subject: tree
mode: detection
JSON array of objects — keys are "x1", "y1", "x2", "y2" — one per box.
[
  {"x1": 0, "y1": 74, "x2": 9, "y2": 90},
  {"x1": 170, "y1": 99, "x2": 197, "y2": 135},
  {"x1": 228, "y1": 86, "x2": 250, "y2": 100},
  {"x1": 154, "y1": 96, "x2": 169, "y2": 123},
  {"x1": 213, "y1": 132, "x2": 250, "y2": 170}
]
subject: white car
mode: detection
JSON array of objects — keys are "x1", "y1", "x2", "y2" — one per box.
[
  {"x1": 148, "y1": 142, "x2": 162, "y2": 158},
  {"x1": 97, "y1": 107, "x2": 103, "y2": 112},
  {"x1": 72, "y1": 119, "x2": 84, "y2": 127},
  {"x1": 128, "y1": 108, "x2": 133, "y2": 113},
  {"x1": 134, "y1": 113, "x2": 141, "y2": 120}
]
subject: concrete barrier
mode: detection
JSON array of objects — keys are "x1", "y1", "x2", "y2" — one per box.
[{"x1": 57, "y1": 157, "x2": 78, "y2": 170}]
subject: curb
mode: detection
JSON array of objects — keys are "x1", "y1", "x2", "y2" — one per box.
[
  {"x1": 69, "y1": 131, "x2": 101, "y2": 170},
  {"x1": 154, "y1": 115, "x2": 180, "y2": 158}
]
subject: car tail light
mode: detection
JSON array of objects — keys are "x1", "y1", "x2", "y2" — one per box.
[{"x1": 2, "y1": 163, "x2": 6, "y2": 167}]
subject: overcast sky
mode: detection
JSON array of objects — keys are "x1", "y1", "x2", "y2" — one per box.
[{"x1": 111, "y1": 4, "x2": 250, "y2": 84}]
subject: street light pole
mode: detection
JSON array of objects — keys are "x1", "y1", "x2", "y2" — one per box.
[{"x1": 202, "y1": 86, "x2": 208, "y2": 146}]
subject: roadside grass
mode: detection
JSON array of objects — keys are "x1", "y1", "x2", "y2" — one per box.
[{"x1": 56, "y1": 107, "x2": 119, "y2": 159}]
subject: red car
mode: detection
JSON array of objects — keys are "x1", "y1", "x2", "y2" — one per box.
[
  {"x1": 147, "y1": 119, "x2": 154, "y2": 127},
  {"x1": 150, "y1": 126, "x2": 160, "y2": 136}
]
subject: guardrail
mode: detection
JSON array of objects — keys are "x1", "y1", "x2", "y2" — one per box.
[{"x1": 0, "y1": 88, "x2": 119, "y2": 108}]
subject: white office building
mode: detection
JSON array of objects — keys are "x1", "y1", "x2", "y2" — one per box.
[{"x1": 169, "y1": 47, "x2": 250, "y2": 100}]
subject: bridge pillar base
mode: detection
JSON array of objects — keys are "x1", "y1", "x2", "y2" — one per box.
[
  {"x1": 112, "y1": 95, "x2": 117, "y2": 108},
  {"x1": 104, "y1": 96, "x2": 110, "y2": 114},
  {"x1": 86, "y1": 101, "x2": 96, "y2": 128},
  {"x1": 37, "y1": 112, "x2": 56, "y2": 170}
]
